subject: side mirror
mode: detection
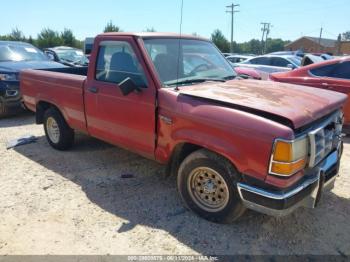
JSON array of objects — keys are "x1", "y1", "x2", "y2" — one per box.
[
  {"x1": 287, "y1": 64, "x2": 295, "y2": 69},
  {"x1": 45, "y1": 52, "x2": 55, "y2": 61},
  {"x1": 118, "y1": 77, "x2": 141, "y2": 96}
]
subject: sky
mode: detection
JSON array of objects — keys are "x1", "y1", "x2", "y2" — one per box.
[{"x1": 1, "y1": 0, "x2": 349, "y2": 43}]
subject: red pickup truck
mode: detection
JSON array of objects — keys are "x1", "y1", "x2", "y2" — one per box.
[{"x1": 21, "y1": 33, "x2": 347, "y2": 223}]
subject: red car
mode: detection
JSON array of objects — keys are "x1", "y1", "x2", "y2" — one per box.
[
  {"x1": 270, "y1": 57, "x2": 350, "y2": 132},
  {"x1": 234, "y1": 66, "x2": 262, "y2": 80}
]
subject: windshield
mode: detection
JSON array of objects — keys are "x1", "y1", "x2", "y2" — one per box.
[
  {"x1": 55, "y1": 49, "x2": 89, "y2": 65},
  {"x1": 0, "y1": 44, "x2": 48, "y2": 62},
  {"x1": 143, "y1": 38, "x2": 236, "y2": 86}
]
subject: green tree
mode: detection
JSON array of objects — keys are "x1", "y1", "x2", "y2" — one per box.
[
  {"x1": 144, "y1": 27, "x2": 156, "y2": 32},
  {"x1": 27, "y1": 36, "x2": 35, "y2": 45},
  {"x1": 211, "y1": 29, "x2": 230, "y2": 52},
  {"x1": 239, "y1": 39, "x2": 261, "y2": 54},
  {"x1": 60, "y1": 28, "x2": 76, "y2": 47},
  {"x1": 103, "y1": 21, "x2": 120, "y2": 33},
  {"x1": 8, "y1": 28, "x2": 26, "y2": 41},
  {"x1": 36, "y1": 28, "x2": 63, "y2": 48},
  {"x1": 342, "y1": 31, "x2": 350, "y2": 41},
  {"x1": 266, "y1": 38, "x2": 290, "y2": 53}
]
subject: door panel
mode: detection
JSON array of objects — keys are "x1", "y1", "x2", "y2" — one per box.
[{"x1": 84, "y1": 36, "x2": 156, "y2": 158}]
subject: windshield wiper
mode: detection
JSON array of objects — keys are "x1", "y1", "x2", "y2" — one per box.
[{"x1": 165, "y1": 78, "x2": 226, "y2": 87}]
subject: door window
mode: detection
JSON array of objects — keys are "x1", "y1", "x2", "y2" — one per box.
[
  {"x1": 310, "y1": 61, "x2": 350, "y2": 80},
  {"x1": 331, "y1": 61, "x2": 350, "y2": 79},
  {"x1": 95, "y1": 41, "x2": 148, "y2": 87},
  {"x1": 249, "y1": 57, "x2": 270, "y2": 65},
  {"x1": 270, "y1": 57, "x2": 290, "y2": 67}
]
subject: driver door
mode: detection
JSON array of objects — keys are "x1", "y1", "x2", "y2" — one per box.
[{"x1": 84, "y1": 37, "x2": 157, "y2": 159}]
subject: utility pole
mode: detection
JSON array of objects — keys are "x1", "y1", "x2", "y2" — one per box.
[
  {"x1": 318, "y1": 27, "x2": 323, "y2": 52},
  {"x1": 264, "y1": 23, "x2": 272, "y2": 54},
  {"x1": 260, "y1": 22, "x2": 271, "y2": 54},
  {"x1": 226, "y1": 3, "x2": 240, "y2": 53}
]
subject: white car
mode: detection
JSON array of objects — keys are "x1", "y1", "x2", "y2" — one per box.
[
  {"x1": 234, "y1": 55, "x2": 302, "y2": 74},
  {"x1": 226, "y1": 55, "x2": 255, "y2": 64}
]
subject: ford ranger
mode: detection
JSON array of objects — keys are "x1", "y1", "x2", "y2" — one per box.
[{"x1": 21, "y1": 33, "x2": 347, "y2": 223}]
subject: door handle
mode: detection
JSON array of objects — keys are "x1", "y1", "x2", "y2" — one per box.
[
  {"x1": 88, "y1": 86, "x2": 99, "y2": 93},
  {"x1": 321, "y1": 82, "x2": 329, "y2": 87}
]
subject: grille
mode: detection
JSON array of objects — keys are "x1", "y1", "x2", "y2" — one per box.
[{"x1": 308, "y1": 112, "x2": 343, "y2": 168}]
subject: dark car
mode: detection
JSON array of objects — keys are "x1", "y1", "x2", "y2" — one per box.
[
  {"x1": 0, "y1": 41, "x2": 65, "y2": 117},
  {"x1": 44, "y1": 46, "x2": 89, "y2": 67}
]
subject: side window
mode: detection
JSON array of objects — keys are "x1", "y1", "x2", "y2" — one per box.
[
  {"x1": 95, "y1": 41, "x2": 148, "y2": 87},
  {"x1": 250, "y1": 57, "x2": 270, "y2": 65},
  {"x1": 331, "y1": 62, "x2": 350, "y2": 80},
  {"x1": 310, "y1": 64, "x2": 337, "y2": 77},
  {"x1": 271, "y1": 57, "x2": 290, "y2": 67}
]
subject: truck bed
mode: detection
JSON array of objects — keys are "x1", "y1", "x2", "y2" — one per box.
[
  {"x1": 21, "y1": 68, "x2": 88, "y2": 132},
  {"x1": 42, "y1": 66, "x2": 88, "y2": 76}
]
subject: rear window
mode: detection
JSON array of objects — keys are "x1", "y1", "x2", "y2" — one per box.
[{"x1": 270, "y1": 57, "x2": 290, "y2": 67}]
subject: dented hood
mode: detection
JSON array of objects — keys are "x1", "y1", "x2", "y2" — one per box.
[{"x1": 178, "y1": 79, "x2": 348, "y2": 129}]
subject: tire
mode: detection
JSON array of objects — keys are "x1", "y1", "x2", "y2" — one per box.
[
  {"x1": 43, "y1": 107, "x2": 74, "y2": 150},
  {"x1": 177, "y1": 149, "x2": 246, "y2": 223}
]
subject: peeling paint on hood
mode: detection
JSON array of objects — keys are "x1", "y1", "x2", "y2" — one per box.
[{"x1": 178, "y1": 79, "x2": 348, "y2": 129}]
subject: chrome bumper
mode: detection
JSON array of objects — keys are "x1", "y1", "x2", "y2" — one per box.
[{"x1": 237, "y1": 150, "x2": 340, "y2": 217}]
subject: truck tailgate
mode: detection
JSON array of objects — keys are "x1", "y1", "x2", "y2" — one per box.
[{"x1": 21, "y1": 69, "x2": 87, "y2": 132}]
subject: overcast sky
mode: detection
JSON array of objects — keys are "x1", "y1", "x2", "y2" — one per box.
[{"x1": 1, "y1": 0, "x2": 348, "y2": 42}]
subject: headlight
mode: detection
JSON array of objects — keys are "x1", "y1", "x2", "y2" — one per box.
[
  {"x1": 0, "y1": 73, "x2": 18, "y2": 81},
  {"x1": 269, "y1": 136, "x2": 309, "y2": 176}
]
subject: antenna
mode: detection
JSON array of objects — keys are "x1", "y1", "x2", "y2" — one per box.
[{"x1": 175, "y1": 0, "x2": 184, "y2": 91}]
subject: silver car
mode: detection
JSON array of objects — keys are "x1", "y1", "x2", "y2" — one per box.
[{"x1": 234, "y1": 55, "x2": 302, "y2": 74}]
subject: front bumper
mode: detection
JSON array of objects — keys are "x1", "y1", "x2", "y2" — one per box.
[
  {"x1": 0, "y1": 81, "x2": 22, "y2": 116},
  {"x1": 237, "y1": 149, "x2": 341, "y2": 217}
]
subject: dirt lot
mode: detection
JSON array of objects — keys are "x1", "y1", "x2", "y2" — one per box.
[{"x1": 0, "y1": 113, "x2": 349, "y2": 255}]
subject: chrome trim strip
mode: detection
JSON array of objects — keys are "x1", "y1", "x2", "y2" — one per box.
[{"x1": 237, "y1": 174, "x2": 319, "y2": 200}]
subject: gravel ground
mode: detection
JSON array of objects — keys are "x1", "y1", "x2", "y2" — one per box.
[{"x1": 0, "y1": 113, "x2": 349, "y2": 255}]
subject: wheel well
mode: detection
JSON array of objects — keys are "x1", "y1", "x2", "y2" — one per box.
[
  {"x1": 166, "y1": 143, "x2": 203, "y2": 177},
  {"x1": 36, "y1": 101, "x2": 56, "y2": 124}
]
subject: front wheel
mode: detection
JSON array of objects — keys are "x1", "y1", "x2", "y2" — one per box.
[
  {"x1": 177, "y1": 149, "x2": 246, "y2": 223},
  {"x1": 43, "y1": 107, "x2": 74, "y2": 150}
]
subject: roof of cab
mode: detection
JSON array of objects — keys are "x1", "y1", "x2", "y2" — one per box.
[{"x1": 96, "y1": 32, "x2": 210, "y2": 41}]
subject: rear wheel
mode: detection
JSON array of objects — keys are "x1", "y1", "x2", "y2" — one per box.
[
  {"x1": 43, "y1": 108, "x2": 74, "y2": 150},
  {"x1": 177, "y1": 149, "x2": 246, "y2": 223}
]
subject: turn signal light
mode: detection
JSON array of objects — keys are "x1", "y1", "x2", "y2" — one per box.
[{"x1": 270, "y1": 138, "x2": 308, "y2": 177}]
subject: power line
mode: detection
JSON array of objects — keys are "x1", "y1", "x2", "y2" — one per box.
[{"x1": 226, "y1": 3, "x2": 240, "y2": 53}]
